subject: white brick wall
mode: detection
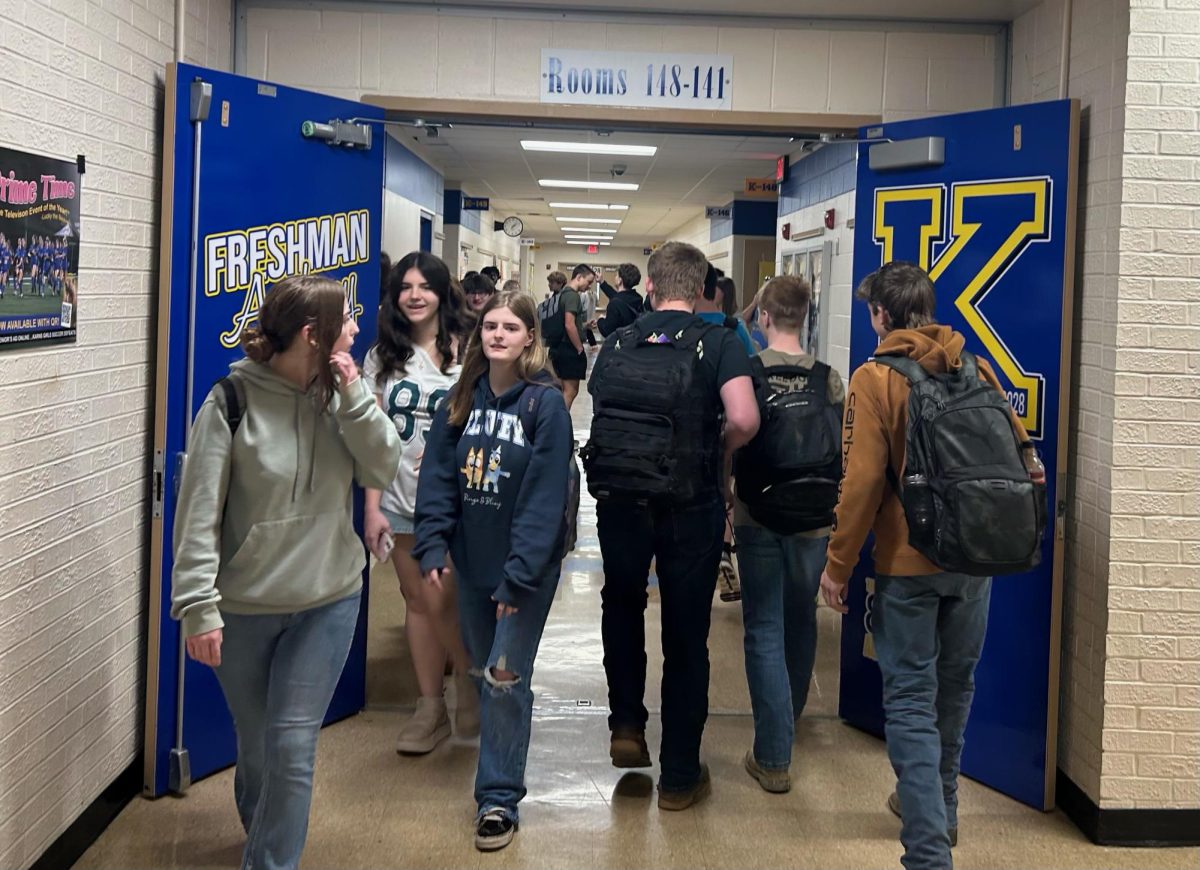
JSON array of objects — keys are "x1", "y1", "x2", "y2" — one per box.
[
  {"x1": 1109, "y1": 0, "x2": 1200, "y2": 811},
  {"x1": 0, "y1": 3, "x2": 230, "y2": 868},
  {"x1": 240, "y1": 3, "x2": 1003, "y2": 121},
  {"x1": 1013, "y1": 0, "x2": 1200, "y2": 812}
]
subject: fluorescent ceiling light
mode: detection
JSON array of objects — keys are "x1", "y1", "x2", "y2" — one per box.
[
  {"x1": 567, "y1": 241, "x2": 611, "y2": 246},
  {"x1": 522, "y1": 140, "x2": 657, "y2": 157},
  {"x1": 540, "y1": 179, "x2": 639, "y2": 191},
  {"x1": 561, "y1": 227, "x2": 617, "y2": 234},
  {"x1": 555, "y1": 217, "x2": 622, "y2": 224},
  {"x1": 549, "y1": 202, "x2": 629, "y2": 210},
  {"x1": 564, "y1": 235, "x2": 615, "y2": 241}
]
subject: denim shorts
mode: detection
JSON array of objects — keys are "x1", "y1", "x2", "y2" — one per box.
[{"x1": 381, "y1": 507, "x2": 414, "y2": 536}]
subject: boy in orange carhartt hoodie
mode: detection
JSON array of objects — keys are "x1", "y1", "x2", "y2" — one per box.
[{"x1": 819, "y1": 261, "x2": 1027, "y2": 870}]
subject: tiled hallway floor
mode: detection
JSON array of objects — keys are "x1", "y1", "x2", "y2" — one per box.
[{"x1": 77, "y1": 380, "x2": 1199, "y2": 869}]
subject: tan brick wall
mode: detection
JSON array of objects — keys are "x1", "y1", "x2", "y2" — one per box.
[{"x1": 0, "y1": 3, "x2": 229, "y2": 868}]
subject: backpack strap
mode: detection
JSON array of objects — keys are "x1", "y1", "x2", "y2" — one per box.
[
  {"x1": 214, "y1": 372, "x2": 246, "y2": 435},
  {"x1": 722, "y1": 315, "x2": 738, "y2": 331},
  {"x1": 874, "y1": 353, "x2": 929, "y2": 385},
  {"x1": 517, "y1": 381, "x2": 553, "y2": 443}
]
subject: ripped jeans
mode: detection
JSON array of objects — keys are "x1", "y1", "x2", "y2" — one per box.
[{"x1": 457, "y1": 569, "x2": 561, "y2": 823}]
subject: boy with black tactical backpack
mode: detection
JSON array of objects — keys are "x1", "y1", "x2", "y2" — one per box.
[
  {"x1": 583, "y1": 241, "x2": 760, "y2": 811},
  {"x1": 732, "y1": 275, "x2": 844, "y2": 795},
  {"x1": 819, "y1": 261, "x2": 1043, "y2": 870}
]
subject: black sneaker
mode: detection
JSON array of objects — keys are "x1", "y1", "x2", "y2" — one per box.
[{"x1": 475, "y1": 808, "x2": 517, "y2": 852}]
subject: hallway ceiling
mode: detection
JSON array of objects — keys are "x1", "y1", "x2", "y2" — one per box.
[
  {"x1": 388, "y1": 0, "x2": 1038, "y2": 22},
  {"x1": 398, "y1": 126, "x2": 795, "y2": 248}
]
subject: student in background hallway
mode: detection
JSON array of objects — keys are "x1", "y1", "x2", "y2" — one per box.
[
  {"x1": 502, "y1": 278, "x2": 521, "y2": 293},
  {"x1": 586, "y1": 241, "x2": 759, "y2": 811},
  {"x1": 172, "y1": 276, "x2": 400, "y2": 870},
  {"x1": 695, "y1": 264, "x2": 755, "y2": 603},
  {"x1": 592, "y1": 261, "x2": 644, "y2": 337},
  {"x1": 415, "y1": 291, "x2": 572, "y2": 852},
  {"x1": 546, "y1": 263, "x2": 594, "y2": 409},
  {"x1": 364, "y1": 251, "x2": 479, "y2": 755},
  {"x1": 462, "y1": 272, "x2": 496, "y2": 314},
  {"x1": 480, "y1": 265, "x2": 501, "y2": 285},
  {"x1": 820, "y1": 262, "x2": 1027, "y2": 870},
  {"x1": 733, "y1": 275, "x2": 844, "y2": 795}
]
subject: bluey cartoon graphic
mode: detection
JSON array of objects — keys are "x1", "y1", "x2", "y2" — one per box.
[
  {"x1": 481, "y1": 445, "x2": 511, "y2": 493},
  {"x1": 461, "y1": 447, "x2": 484, "y2": 489}
]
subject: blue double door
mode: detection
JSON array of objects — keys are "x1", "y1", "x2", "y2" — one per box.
[{"x1": 144, "y1": 63, "x2": 385, "y2": 797}]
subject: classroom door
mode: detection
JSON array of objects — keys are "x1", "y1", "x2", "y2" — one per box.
[
  {"x1": 144, "y1": 63, "x2": 385, "y2": 797},
  {"x1": 840, "y1": 100, "x2": 1079, "y2": 810}
]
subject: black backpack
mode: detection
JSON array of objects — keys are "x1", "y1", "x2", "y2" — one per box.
[
  {"x1": 735, "y1": 358, "x2": 843, "y2": 534},
  {"x1": 581, "y1": 319, "x2": 721, "y2": 503},
  {"x1": 875, "y1": 350, "x2": 1046, "y2": 577},
  {"x1": 515, "y1": 383, "x2": 580, "y2": 561},
  {"x1": 538, "y1": 294, "x2": 564, "y2": 346}
]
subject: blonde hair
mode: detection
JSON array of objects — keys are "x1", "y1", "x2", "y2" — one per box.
[
  {"x1": 646, "y1": 241, "x2": 707, "y2": 304},
  {"x1": 760, "y1": 275, "x2": 812, "y2": 332},
  {"x1": 445, "y1": 291, "x2": 554, "y2": 426},
  {"x1": 241, "y1": 274, "x2": 346, "y2": 409}
]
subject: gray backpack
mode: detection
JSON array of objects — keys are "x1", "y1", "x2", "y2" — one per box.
[{"x1": 875, "y1": 351, "x2": 1046, "y2": 576}]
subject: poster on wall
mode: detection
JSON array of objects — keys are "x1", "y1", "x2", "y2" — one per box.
[{"x1": 0, "y1": 146, "x2": 82, "y2": 350}]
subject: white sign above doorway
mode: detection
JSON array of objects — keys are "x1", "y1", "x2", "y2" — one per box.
[{"x1": 540, "y1": 50, "x2": 733, "y2": 111}]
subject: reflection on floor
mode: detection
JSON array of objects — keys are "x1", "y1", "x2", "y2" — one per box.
[{"x1": 78, "y1": 376, "x2": 1198, "y2": 869}]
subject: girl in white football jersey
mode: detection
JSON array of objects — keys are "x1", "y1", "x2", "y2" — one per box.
[{"x1": 364, "y1": 251, "x2": 477, "y2": 753}]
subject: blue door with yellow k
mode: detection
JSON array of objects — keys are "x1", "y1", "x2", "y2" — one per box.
[
  {"x1": 143, "y1": 64, "x2": 385, "y2": 797},
  {"x1": 840, "y1": 99, "x2": 1079, "y2": 810}
]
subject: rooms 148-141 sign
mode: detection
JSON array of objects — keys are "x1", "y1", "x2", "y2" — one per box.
[{"x1": 541, "y1": 50, "x2": 733, "y2": 110}]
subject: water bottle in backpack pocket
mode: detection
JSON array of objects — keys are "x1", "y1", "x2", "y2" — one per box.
[
  {"x1": 734, "y1": 359, "x2": 843, "y2": 534},
  {"x1": 876, "y1": 350, "x2": 1047, "y2": 576}
]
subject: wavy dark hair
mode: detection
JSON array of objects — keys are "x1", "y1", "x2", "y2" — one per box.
[{"x1": 374, "y1": 251, "x2": 470, "y2": 387}]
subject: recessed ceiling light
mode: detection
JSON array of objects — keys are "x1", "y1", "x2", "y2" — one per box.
[
  {"x1": 566, "y1": 241, "x2": 611, "y2": 246},
  {"x1": 549, "y1": 202, "x2": 630, "y2": 210},
  {"x1": 561, "y1": 227, "x2": 617, "y2": 234},
  {"x1": 540, "y1": 179, "x2": 639, "y2": 191},
  {"x1": 555, "y1": 217, "x2": 622, "y2": 224},
  {"x1": 564, "y1": 234, "x2": 616, "y2": 240},
  {"x1": 522, "y1": 140, "x2": 657, "y2": 156}
]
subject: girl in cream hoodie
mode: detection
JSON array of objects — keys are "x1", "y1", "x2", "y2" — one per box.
[{"x1": 171, "y1": 275, "x2": 400, "y2": 870}]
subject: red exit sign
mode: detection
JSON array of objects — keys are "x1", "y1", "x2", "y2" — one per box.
[{"x1": 587, "y1": 244, "x2": 599, "y2": 254}]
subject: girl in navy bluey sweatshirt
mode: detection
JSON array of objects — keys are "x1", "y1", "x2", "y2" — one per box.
[{"x1": 414, "y1": 291, "x2": 572, "y2": 853}]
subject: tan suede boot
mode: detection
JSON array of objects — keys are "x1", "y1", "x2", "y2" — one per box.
[{"x1": 395, "y1": 696, "x2": 450, "y2": 755}]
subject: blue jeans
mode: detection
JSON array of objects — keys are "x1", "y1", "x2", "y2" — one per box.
[
  {"x1": 873, "y1": 573, "x2": 991, "y2": 870},
  {"x1": 734, "y1": 525, "x2": 825, "y2": 769},
  {"x1": 457, "y1": 570, "x2": 560, "y2": 824},
  {"x1": 215, "y1": 591, "x2": 361, "y2": 870}
]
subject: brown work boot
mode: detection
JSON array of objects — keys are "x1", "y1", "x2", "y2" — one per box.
[
  {"x1": 657, "y1": 764, "x2": 711, "y2": 811},
  {"x1": 744, "y1": 750, "x2": 791, "y2": 793},
  {"x1": 609, "y1": 727, "x2": 651, "y2": 768}
]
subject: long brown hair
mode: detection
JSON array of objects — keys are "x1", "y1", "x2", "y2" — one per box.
[
  {"x1": 241, "y1": 274, "x2": 346, "y2": 409},
  {"x1": 445, "y1": 291, "x2": 553, "y2": 426},
  {"x1": 374, "y1": 252, "x2": 470, "y2": 386}
]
